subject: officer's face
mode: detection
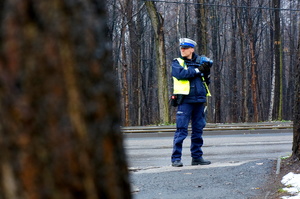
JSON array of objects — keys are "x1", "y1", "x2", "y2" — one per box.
[{"x1": 180, "y1": 47, "x2": 194, "y2": 59}]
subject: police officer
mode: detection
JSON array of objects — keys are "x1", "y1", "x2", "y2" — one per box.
[{"x1": 171, "y1": 38, "x2": 213, "y2": 167}]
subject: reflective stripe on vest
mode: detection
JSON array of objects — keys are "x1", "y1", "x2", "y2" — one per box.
[
  {"x1": 173, "y1": 58, "x2": 190, "y2": 95},
  {"x1": 202, "y1": 76, "x2": 212, "y2": 97}
]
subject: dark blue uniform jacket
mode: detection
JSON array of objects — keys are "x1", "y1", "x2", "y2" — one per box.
[{"x1": 172, "y1": 53, "x2": 211, "y2": 104}]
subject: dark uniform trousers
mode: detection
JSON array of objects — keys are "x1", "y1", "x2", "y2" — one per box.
[{"x1": 171, "y1": 103, "x2": 206, "y2": 162}]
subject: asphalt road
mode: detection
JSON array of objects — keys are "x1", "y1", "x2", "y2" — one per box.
[{"x1": 124, "y1": 129, "x2": 293, "y2": 199}]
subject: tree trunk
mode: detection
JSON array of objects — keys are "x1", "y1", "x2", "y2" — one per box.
[
  {"x1": 249, "y1": 39, "x2": 259, "y2": 122},
  {"x1": 268, "y1": 0, "x2": 275, "y2": 121},
  {"x1": 273, "y1": 0, "x2": 283, "y2": 120},
  {"x1": 127, "y1": 0, "x2": 142, "y2": 126},
  {"x1": 268, "y1": 57, "x2": 276, "y2": 121},
  {"x1": 0, "y1": 1, "x2": 131, "y2": 198},
  {"x1": 292, "y1": 23, "x2": 300, "y2": 161},
  {"x1": 236, "y1": 6, "x2": 249, "y2": 122},
  {"x1": 122, "y1": 65, "x2": 130, "y2": 126},
  {"x1": 120, "y1": 10, "x2": 130, "y2": 126},
  {"x1": 210, "y1": 7, "x2": 221, "y2": 123},
  {"x1": 145, "y1": 1, "x2": 169, "y2": 124},
  {"x1": 230, "y1": 2, "x2": 238, "y2": 122},
  {"x1": 247, "y1": 1, "x2": 259, "y2": 122},
  {"x1": 176, "y1": 4, "x2": 181, "y2": 39},
  {"x1": 195, "y1": 0, "x2": 208, "y2": 55}
]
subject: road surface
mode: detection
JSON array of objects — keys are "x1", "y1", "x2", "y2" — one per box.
[{"x1": 124, "y1": 129, "x2": 292, "y2": 199}]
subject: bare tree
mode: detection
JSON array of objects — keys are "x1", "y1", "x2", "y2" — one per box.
[
  {"x1": 145, "y1": 1, "x2": 170, "y2": 124},
  {"x1": 0, "y1": 1, "x2": 131, "y2": 198},
  {"x1": 273, "y1": 0, "x2": 283, "y2": 120}
]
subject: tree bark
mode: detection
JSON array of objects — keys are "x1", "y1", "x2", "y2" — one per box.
[
  {"x1": 0, "y1": 1, "x2": 131, "y2": 198},
  {"x1": 145, "y1": 1, "x2": 169, "y2": 124}
]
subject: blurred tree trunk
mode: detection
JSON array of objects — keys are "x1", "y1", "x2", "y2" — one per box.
[
  {"x1": 0, "y1": 1, "x2": 131, "y2": 199},
  {"x1": 292, "y1": 24, "x2": 300, "y2": 161},
  {"x1": 145, "y1": 1, "x2": 169, "y2": 124}
]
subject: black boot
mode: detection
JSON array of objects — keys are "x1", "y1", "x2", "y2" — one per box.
[
  {"x1": 172, "y1": 160, "x2": 183, "y2": 167},
  {"x1": 191, "y1": 157, "x2": 211, "y2": 165}
]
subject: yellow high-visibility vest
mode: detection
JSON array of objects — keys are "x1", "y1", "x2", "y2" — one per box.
[
  {"x1": 173, "y1": 58, "x2": 211, "y2": 97},
  {"x1": 173, "y1": 58, "x2": 190, "y2": 94}
]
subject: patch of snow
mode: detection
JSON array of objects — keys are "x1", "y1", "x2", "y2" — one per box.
[{"x1": 281, "y1": 172, "x2": 300, "y2": 199}]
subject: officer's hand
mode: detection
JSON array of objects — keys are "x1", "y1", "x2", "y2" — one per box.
[
  {"x1": 198, "y1": 62, "x2": 211, "y2": 72},
  {"x1": 198, "y1": 56, "x2": 213, "y2": 72}
]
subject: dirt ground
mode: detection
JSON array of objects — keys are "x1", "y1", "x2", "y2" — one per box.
[{"x1": 256, "y1": 157, "x2": 300, "y2": 199}]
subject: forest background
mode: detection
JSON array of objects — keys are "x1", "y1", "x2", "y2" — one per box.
[{"x1": 106, "y1": 0, "x2": 299, "y2": 126}]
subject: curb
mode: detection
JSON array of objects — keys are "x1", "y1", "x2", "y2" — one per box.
[{"x1": 276, "y1": 157, "x2": 281, "y2": 175}]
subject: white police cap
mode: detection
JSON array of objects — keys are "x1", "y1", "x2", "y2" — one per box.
[{"x1": 179, "y1": 38, "x2": 197, "y2": 48}]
